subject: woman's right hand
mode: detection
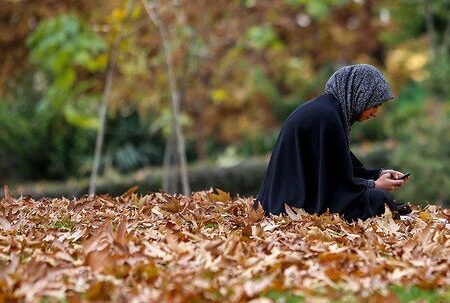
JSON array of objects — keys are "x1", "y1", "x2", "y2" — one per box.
[{"x1": 375, "y1": 173, "x2": 405, "y2": 192}]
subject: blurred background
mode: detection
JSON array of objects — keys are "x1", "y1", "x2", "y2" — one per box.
[{"x1": 0, "y1": 0, "x2": 448, "y2": 206}]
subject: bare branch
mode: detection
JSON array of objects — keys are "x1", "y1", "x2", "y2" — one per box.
[
  {"x1": 424, "y1": 0, "x2": 437, "y2": 56},
  {"x1": 141, "y1": 0, "x2": 191, "y2": 196},
  {"x1": 441, "y1": 18, "x2": 450, "y2": 53},
  {"x1": 89, "y1": 0, "x2": 136, "y2": 196}
]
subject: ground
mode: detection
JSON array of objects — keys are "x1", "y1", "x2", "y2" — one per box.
[{"x1": 0, "y1": 187, "x2": 449, "y2": 303}]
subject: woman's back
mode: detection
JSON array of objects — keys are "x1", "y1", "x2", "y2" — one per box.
[{"x1": 256, "y1": 94, "x2": 345, "y2": 213}]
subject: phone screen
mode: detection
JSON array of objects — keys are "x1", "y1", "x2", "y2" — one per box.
[{"x1": 396, "y1": 173, "x2": 411, "y2": 180}]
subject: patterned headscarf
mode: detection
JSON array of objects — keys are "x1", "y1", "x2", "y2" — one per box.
[{"x1": 324, "y1": 64, "x2": 394, "y2": 145}]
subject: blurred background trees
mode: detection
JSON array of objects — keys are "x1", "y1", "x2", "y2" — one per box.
[{"x1": 0, "y1": 0, "x2": 448, "y2": 206}]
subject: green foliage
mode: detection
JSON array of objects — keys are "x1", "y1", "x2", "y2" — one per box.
[
  {"x1": 352, "y1": 143, "x2": 390, "y2": 170},
  {"x1": 378, "y1": 2, "x2": 426, "y2": 45},
  {"x1": 389, "y1": 105, "x2": 450, "y2": 205},
  {"x1": 236, "y1": 0, "x2": 257, "y2": 8},
  {"x1": 351, "y1": 118, "x2": 388, "y2": 143},
  {"x1": 351, "y1": 81, "x2": 449, "y2": 206},
  {"x1": 424, "y1": 53, "x2": 450, "y2": 98},
  {"x1": 27, "y1": 15, "x2": 105, "y2": 73},
  {"x1": 26, "y1": 14, "x2": 106, "y2": 129},
  {"x1": 237, "y1": 129, "x2": 280, "y2": 156},
  {"x1": 0, "y1": 72, "x2": 94, "y2": 180},
  {"x1": 353, "y1": 81, "x2": 427, "y2": 143},
  {"x1": 0, "y1": 78, "x2": 167, "y2": 180},
  {"x1": 384, "y1": 82, "x2": 427, "y2": 138},
  {"x1": 0, "y1": 14, "x2": 168, "y2": 181},
  {"x1": 245, "y1": 24, "x2": 284, "y2": 50},
  {"x1": 250, "y1": 64, "x2": 335, "y2": 122},
  {"x1": 101, "y1": 110, "x2": 166, "y2": 174},
  {"x1": 251, "y1": 67, "x2": 289, "y2": 119},
  {"x1": 286, "y1": 0, "x2": 347, "y2": 20}
]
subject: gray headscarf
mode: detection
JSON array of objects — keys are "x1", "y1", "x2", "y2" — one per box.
[{"x1": 324, "y1": 64, "x2": 394, "y2": 145}]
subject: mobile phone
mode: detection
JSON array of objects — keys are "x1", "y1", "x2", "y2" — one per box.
[{"x1": 395, "y1": 173, "x2": 411, "y2": 180}]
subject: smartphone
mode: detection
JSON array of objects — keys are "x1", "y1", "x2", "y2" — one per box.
[{"x1": 394, "y1": 173, "x2": 411, "y2": 180}]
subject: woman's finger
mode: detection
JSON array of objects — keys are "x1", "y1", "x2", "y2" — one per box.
[
  {"x1": 393, "y1": 179, "x2": 404, "y2": 186},
  {"x1": 394, "y1": 172, "x2": 404, "y2": 179}
]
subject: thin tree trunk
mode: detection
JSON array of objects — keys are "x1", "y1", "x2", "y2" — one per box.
[
  {"x1": 424, "y1": 0, "x2": 437, "y2": 56},
  {"x1": 89, "y1": 1, "x2": 135, "y2": 196},
  {"x1": 162, "y1": 132, "x2": 172, "y2": 192},
  {"x1": 141, "y1": 0, "x2": 191, "y2": 196},
  {"x1": 163, "y1": 132, "x2": 180, "y2": 193},
  {"x1": 441, "y1": 18, "x2": 450, "y2": 53},
  {"x1": 89, "y1": 41, "x2": 120, "y2": 196}
]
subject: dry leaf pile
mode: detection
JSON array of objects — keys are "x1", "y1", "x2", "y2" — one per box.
[{"x1": 0, "y1": 187, "x2": 449, "y2": 302}]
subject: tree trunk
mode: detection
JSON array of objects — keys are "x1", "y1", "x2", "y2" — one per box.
[
  {"x1": 89, "y1": 0, "x2": 135, "y2": 196},
  {"x1": 424, "y1": 0, "x2": 437, "y2": 56},
  {"x1": 162, "y1": 132, "x2": 180, "y2": 194},
  {"x1": 141, "y1": 0, "x2": 191, "y2": 196}
]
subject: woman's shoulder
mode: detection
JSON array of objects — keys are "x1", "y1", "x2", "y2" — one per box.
[{"x1": 284, "y1": 93, "x2": 341, "y2": 126}]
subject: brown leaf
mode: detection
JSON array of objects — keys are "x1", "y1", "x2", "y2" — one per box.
[
  {"x1": 114, "y1": 217, "x2": 130, "y2": 248},
  {"x1": 133, "y1": 261, "x2": 159, "y2": 283},
  {"x1": 243, "y1": 275, "x2": 275, "y2": 297},
  {"x1": 83, "y1": 219, "x2": 114, "y2": 254},
  {"x1": 419, "y1": 212, "x2": 432, "y2": 221},
  {"x1": 324, "y1": 267, "x2": 343, "y2": 281},
  {"x1": 1, "y1": 188, "x2": 448, "y2": 302},
  {"x1": 160, "y1": 196, "x2": 183, "y2": 213},
  {"x1": 0, "y1": 216, "x2": 12, "y2": 231},
  {"x1": 3, "y1": 185, "x2": 12, "y2": 201},
  {"x1": 85, "y1": 248, "x2": 111, "y2": 273},
  {"x1": 121, "y1": 185, "x2": 139, "y2": 199},
  {"x1": 207, "y1": 188, "x2": 231, "y2": 203},
  {"x1": 85, "y1": 281, "x2": 114, "y2": 301}
]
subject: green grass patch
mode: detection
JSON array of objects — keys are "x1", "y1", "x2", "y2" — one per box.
[
  {"x1": 258, "y1": 285, "x2": 450, "y2": 303},
  {"x1": 52, "y1": 220, "x2": 75, "y2": 230},
  {"x1": 39, "y1": 296, "x2": 68, "y2": 303},
  {"x1": 260, "y1": 289, "x2": 305, "y2": 302},
  {"x1": 204, "y1": 222, "x2": 219, "y2": 229},
  {"x1": 389, "y1": 284, "x2": 450, "y2": 303}
]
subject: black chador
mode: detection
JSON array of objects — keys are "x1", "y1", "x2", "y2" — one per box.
[{"x1": 253, "y1": 93, "x2": 392, "y2": 221}]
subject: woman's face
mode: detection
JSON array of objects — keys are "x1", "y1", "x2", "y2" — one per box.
[{"x1": 357, "y1": 104, "x2": 382, "y2": 122}]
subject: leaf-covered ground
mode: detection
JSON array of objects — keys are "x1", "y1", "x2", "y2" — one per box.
[{"x1": 0, "y1": 187, "x2": 449, "y2": 303}]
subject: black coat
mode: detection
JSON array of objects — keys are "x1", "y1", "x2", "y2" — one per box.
[{"x1": 254, "y1": 93, "x2": 392, "y2": 222}]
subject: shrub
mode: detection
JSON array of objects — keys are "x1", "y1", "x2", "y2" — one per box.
[{"x1": 388, "y1": 102, "x2": 450, "y2": 206}]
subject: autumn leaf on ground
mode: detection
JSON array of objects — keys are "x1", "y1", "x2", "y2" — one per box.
[{"x1": 0, "y1": 189, "x2": 448, "y2": 302}]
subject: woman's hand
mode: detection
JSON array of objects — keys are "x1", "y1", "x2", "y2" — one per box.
[
  {"x1": 375, "y1": 173, "x2": 405, "y2": 192},
  {"x1": 380, "y1": 169, "x2": 407, "y2": 180}
]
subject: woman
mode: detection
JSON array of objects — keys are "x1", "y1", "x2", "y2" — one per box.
[{"x1": 253, "y1": 64, "x2": 411, "y2": 222}]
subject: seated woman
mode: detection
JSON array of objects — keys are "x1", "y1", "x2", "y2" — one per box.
[{"x1": 253, "y1": 64, "x2": 411, "y2": 222}]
